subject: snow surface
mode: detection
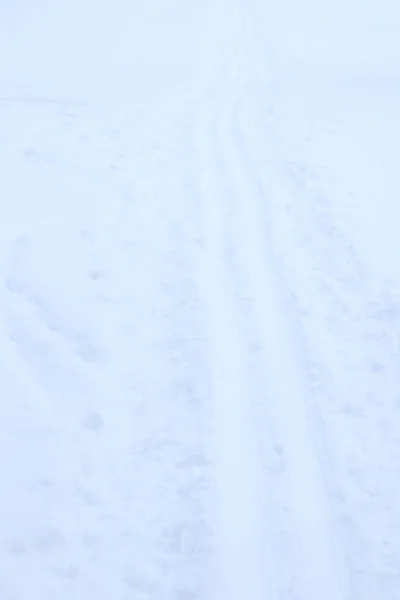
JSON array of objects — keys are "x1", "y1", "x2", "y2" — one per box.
[{"x1": 1, "y1": 0, "x2": 400, "y2": 598}]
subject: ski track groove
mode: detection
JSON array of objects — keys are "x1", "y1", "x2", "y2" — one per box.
[
  {"x1": 190, "y1": 1, "x2": 347, "y2": 597},
  {"x1": 189, "y1": 11, "x2": 267, "y2": 598},
  {"x1": 235, "y1": 9, "x2": 361, "y2": 597},
  {"x1": 225, "y1": 94, "x2": 345, "y2": 600}
]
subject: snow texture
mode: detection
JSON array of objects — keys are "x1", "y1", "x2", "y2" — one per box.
[{"x1": 1, "y1": 0, "x2": 400, "y2": 598}]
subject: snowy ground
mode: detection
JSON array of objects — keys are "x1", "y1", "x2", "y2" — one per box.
[{"x1": 1, "y1": 0, "x2": 400, "y2": 599}]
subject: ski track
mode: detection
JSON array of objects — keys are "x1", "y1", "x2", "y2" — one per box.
[
  {"x1": 189, "y1": 2, "x2": 345, "y2": 598},
  {"x1": 222, "y1": 100, "x2": 344, "y2": 599},
  {"x1": 191, "y1": 27, "x2": 268, "y2": 600},
  {"x1": 235, "y1": 4, "x2": 400, "y2": 599}
]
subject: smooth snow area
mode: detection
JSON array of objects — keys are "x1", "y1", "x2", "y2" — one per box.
[{"x1": 1, "y1": 0, "x2": 400, "y2": 598}]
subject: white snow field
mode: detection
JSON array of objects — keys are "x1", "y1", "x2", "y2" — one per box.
[{"x1": 1, "y1": 0, "x2": 400, "y2": 598}]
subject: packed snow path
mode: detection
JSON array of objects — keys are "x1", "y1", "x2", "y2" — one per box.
[{"x1": 1, "y1": 0, "x2": 400, "y2": 599}]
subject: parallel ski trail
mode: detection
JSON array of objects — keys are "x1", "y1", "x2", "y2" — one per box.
[
  {"x1": 212, "y1": 7, "x2": 345, "y2": 598},
  {"x1": 220, "y1": 98, "x2": 344, "y2": 599},
  {"x1": 189, "y1": 5, "x2": 267, "y2": 599},
  {"x1": 190, "y1": 1, "x2": 346, "y2": 597}
]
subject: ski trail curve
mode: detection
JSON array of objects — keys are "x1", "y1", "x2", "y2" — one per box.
[
  {"x1": 215, "y1": 6, "x2": 345, "y2": 598},
  {"x1": 188, "y1": 5, "x2": 268, "y2": 600},
  {"x1": 189, "y1": 0, "x2": 347, "y2": 597}
]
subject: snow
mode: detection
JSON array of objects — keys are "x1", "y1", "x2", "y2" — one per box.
[{"x1": 1, "y1": 0, "x2": 400, "y2": 598}]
